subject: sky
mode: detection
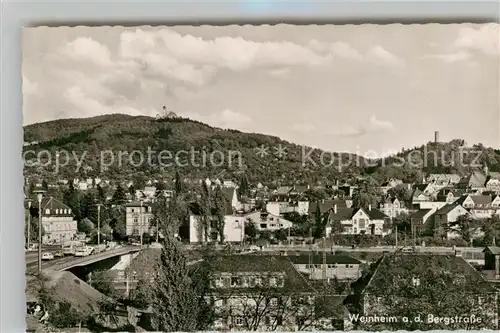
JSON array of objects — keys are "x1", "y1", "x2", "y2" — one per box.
[{"x1": 22, "y1": 24, "x2": 499, "y2": 155}]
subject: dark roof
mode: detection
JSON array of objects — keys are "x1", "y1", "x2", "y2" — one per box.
[
  {"x1": 314, "y1": 295, "x2": 348, "y2": 320},
  {"x1": 435, "y1": 203, "x2": 462, "y2": 215},
  {"x1": 211, "y1": 255, "x2": 315, "y2": 293},
  {"x1": 34, "y1": 196, "x2": 73, "y2": 217},
  {"x1": 361, "y1": 254, "x2": 497, "y2": 296},
  {"x1": 328, "y1": 207, "x2": 355, "y2": 221},
  {"x1": 364, "y1": 207, "x2": 389, "y2": 220},
  {"x1": 456, "y1": 195, "x2": 492, "y2": 206},
  {"x1": 410, "y1": 209, "x2": 432, "y2": 219},
  {"x1": 412, "y1": 184, "x2": 428, "y2": 191},
  {"x1": 288, "y1": 253, "x2": 361, "y2": 265},
  {"x1": 483, "y1": 246, "x2": 500, "y2": 255},
  {"x1": 308, "y1": 200, "x2": 347, "y2": 214},
  {"x1": 328, "y1": 207, "x2": 387, "y2": 221}
]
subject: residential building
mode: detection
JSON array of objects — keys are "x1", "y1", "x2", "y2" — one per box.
[
  {"x1": 266, "y1": 200, "x2": 309, "y2": 216},
  {"x1": 482, "y1": 246, "x2": 500, "y2": 281},
  {"x1": 486, "y1": 172, "x2": 500, "y2": 194},
  {"x1": 379, "y1": 179, "x2": 403, "y2": 194},
  {"x1": 288, "y1": 253, "x2": 362, "y2": 281},
  {"x1": 325, "y1": 205, "x2": 390, "y2": 236},
  {"x1": 433, "y1": 203, "x2": 470, "y2": 238},
  {"x1": 308, "y1": 199, "x2": 349, "y2": 217},
  {"x1": 458, "y1": 170, "x2": 487, "y2": 190},
  {"x1": 426, "y1": 173, "x2": 461, "y2": 186},
  {"x1": 125, "y1": 201, "x2": 155, "y2": 236},
  {"x1": 379, "y1": 198, "x2": 408, "y2": 218},
  {"x1": 435, "y1": 188, "x2": 464, "y2": 203},
  {"x1": 409, "y1": 208, "x2": 437, "y2": 233},
  {"x1": 207, "y1": 255, "x2": 348, "y2": 331},
  {"x1": 245, "y1": 211, "x2": 293, "y2": 231},
  {"x1": 352, "y1": 253, "x2": 499, "y2": 330},
  {"x1": 36, "y1": 197, "x2": 78, "y2": 244},
  {"x1": 457, "y1": 194, "x2": 499, "y2": 219}
]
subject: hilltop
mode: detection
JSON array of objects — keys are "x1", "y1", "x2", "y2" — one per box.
[
  {"x1": 23, "y1": 114, "x2": 365, "y2": 185},
  {"x1": 23, "y1": 114, "x2": 500, "y2": 186}
]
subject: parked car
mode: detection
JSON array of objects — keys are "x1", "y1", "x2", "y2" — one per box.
[
  {"x1": 41, "y1": 253, "x2": 54, "y2": 261},
  {"x1": 54, "y1": 250, "x2": 64, "y2": 258}
]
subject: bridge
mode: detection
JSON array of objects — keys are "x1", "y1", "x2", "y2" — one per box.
[{"x1": 26, "y1": 246, "x2": 141, "y2": 274}]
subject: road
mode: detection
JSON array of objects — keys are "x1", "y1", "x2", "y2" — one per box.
[{"x1": 259, "y1": 245, "x2": 485, "y2": 253}]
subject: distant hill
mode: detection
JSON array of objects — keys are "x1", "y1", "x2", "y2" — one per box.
[
  {"x1": 23, "y1": 114, "x2": 365, "y2": 185},
  {"x1": 23, "y1": 114, "x2": 500, "y2": 186}
]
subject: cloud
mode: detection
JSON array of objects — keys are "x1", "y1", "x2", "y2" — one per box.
[
  {"x1": 455, "y1": 23, "x2": 500, "y2": 55},
  {"x1": 267, "y1": 67, "x2": 290, "y2": 77},
  {"x1": 331, "y1": 116, "x2": 394, "y2": 138},
  {"x1": 366, "y1": 46, "x2": 405, "y2": 68},
  {"x1": 182, "y1": 109, "x2": 253, "y2": 130},
  {"x1": 63, "y1": 86, "x2": 154, "y2": 118},
  {"x1": 57, "y1": 37, "x2": 112, "y2": 66},
  {"x1": 421, "y1": 51, "x2": 471, "y2": 63}
]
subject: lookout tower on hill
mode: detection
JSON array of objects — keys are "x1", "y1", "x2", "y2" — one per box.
[
  {"x1": 156, "y1": 106, "x2": 178, "y2": 119},
  {"x1": 434, "y1": 131, "x2": 440, "y2": 143}
]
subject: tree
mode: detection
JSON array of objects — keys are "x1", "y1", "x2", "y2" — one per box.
[
  {"x1": 174, "y1": 171, "x2": 183, "y2": 195},
  {"x1": 96, "y1": 184, "x2": 106, "y2": 204},
  {"x1": 110, "y1": 185, "x2": 126, "y2": 205},
  {"x1": 42, "y1": 180, "x2": 49, "y2": 191},
  {"x1": 89, "y1": 270, "x2": 118, "y2": 298},
  {"x1": 449, "y1": 214, "x2": 476, "y2": 244},
  {"x1": 481, "y1": 214, "x2": 500, "y2": 245},
  {"x1": 128, "y1": 185, "x2": 136, "y2": 199},
  {"x1": 238, "y1": 174, "x2": 250, "y2": 197},
  {"x1": 78, "y1": 218, "x2": 94, "y2": 234},
  {"x1": 245, "y1": 219, "x2": 258, "y2": 241},
  {"x1": 148, "y1": 228, "x2": 199, "y2": 331},
  {"x1": 352, "y1": 177, "x2": 382, "y2": 208},
  {"x1": 213, "y1": 186, "x2": 228, "y2": 243},
  {"x1": 274, "y1": 229, "x2": 288, "y2": 242}
]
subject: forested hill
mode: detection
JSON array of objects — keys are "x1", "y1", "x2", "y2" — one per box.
[
  {"x1": 23, "y1": 114, "x2": 365, "y2": 185},
  {"x1": 23, "y1": 114, "x2": 500, "y2": 185}
]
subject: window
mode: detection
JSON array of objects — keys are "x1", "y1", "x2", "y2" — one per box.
[
  {"x1": 359, "y1": 219, "x2": 366, "y2": 228},
  {"x1": 412, "y1": 276, "x2": 421, "y2": 287},
  {"x1": 270, "y1": 298, "x2": 278, "y2": 306},
  {"x1": 269, "y1": 277, "x2": 277, "y2": 287},
  {"x1": 233, "y1": 317, "x2": 244, "y2": 327},
  {"x1": 214, "y1": 277, "x2": 224, "y2": 288},
  {"x1": 255, "y1": 276, "x2": 262, "y2": 286},
  {"x1": 231, "y1": 276, "x2": 239, "y2": 287},
  {"x1": 45, "y1": 209, "x2": 50, "y2": 215},
  {"x1": 133, "y1": 218, "x2": 138, "y2": 224},
  {"x1": 131, "y1": 209, "x2": 134, "y2": 212}
]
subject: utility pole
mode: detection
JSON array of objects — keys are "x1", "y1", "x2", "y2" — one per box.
[
  {"x1": 96, "y1": 204, "x2": 103, "y2": 253},
  {"x1": 34, "y1": 189, "x2": 46, "y2": 273},
  {"x1": 139, "y1": 200, "x2": 143, "y2": 249},
  {"x1": 395, "y1": 225, "x2": 398, "y2": 248},
  {"x1": 322, "y1": 237, "x2": 327, "y2": 285},
  {"x1": 26, "y1": 200, "x2": 32, "y2": 250}
]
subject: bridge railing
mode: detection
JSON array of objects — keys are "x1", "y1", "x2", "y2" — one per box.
[{"x1": 45, "y1": 246, "x2": 141, "y2": 271}]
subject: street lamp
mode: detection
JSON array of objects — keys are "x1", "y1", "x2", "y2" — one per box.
[
  {"x1": 139, "y1": 200, "x2": 143, "y2": 249},
  {"x1": 33, "y1": 189, "x2": 46, "y2": 273},
  {"x1": 26, "y1": 199, "x2": 32, "y2": 251},
  {"x1": 96, "y1": 204, "x2": 103, "y2": 253}
]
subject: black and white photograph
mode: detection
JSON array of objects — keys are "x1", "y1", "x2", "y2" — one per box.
[{"x1": 22, "y1": 23, "x2": 500, "y2": 332}]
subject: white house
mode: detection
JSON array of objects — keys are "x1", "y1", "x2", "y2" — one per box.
[
  {"x1": 266, "y1": 201, "x2": 309, "y2": 216},
  {"x1": 125, "y1": 201, "x2": 155, "y2": 236},
  {"x1": 36, "y1": 197, "x2": 78, "y2": 244},
  {"x1": 288, "y1": 253, "x2": 362, "y2": 281},
  {"x1": 188, "y1": 214, "x2": 245, "y2": 243},
  {"x1": 325, "y1": 205, "x2": 390, "y2": 236},
  {"x1": 186, "y1": 187, "x2": 244, "y2": 243},
  {"x1": 379, "y1": 198, "x2": 408, "y2": 218},
  {"x1": 244, "y1": 211, "x2": 293, "y2": 231},
  {"x1": 433, "y1": 203, "x2": 470, "y2": 239}
]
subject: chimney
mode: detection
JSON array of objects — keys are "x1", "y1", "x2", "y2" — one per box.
[
  {"x1": 434, "y1": 131, "x2": 439, "y2": 143},
  {"x1": 368, "y1": 204, "x2": 372, "y2": 211},
  {"x1": 334, "y1": 205, "x2": 337, "y2": 214}
]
